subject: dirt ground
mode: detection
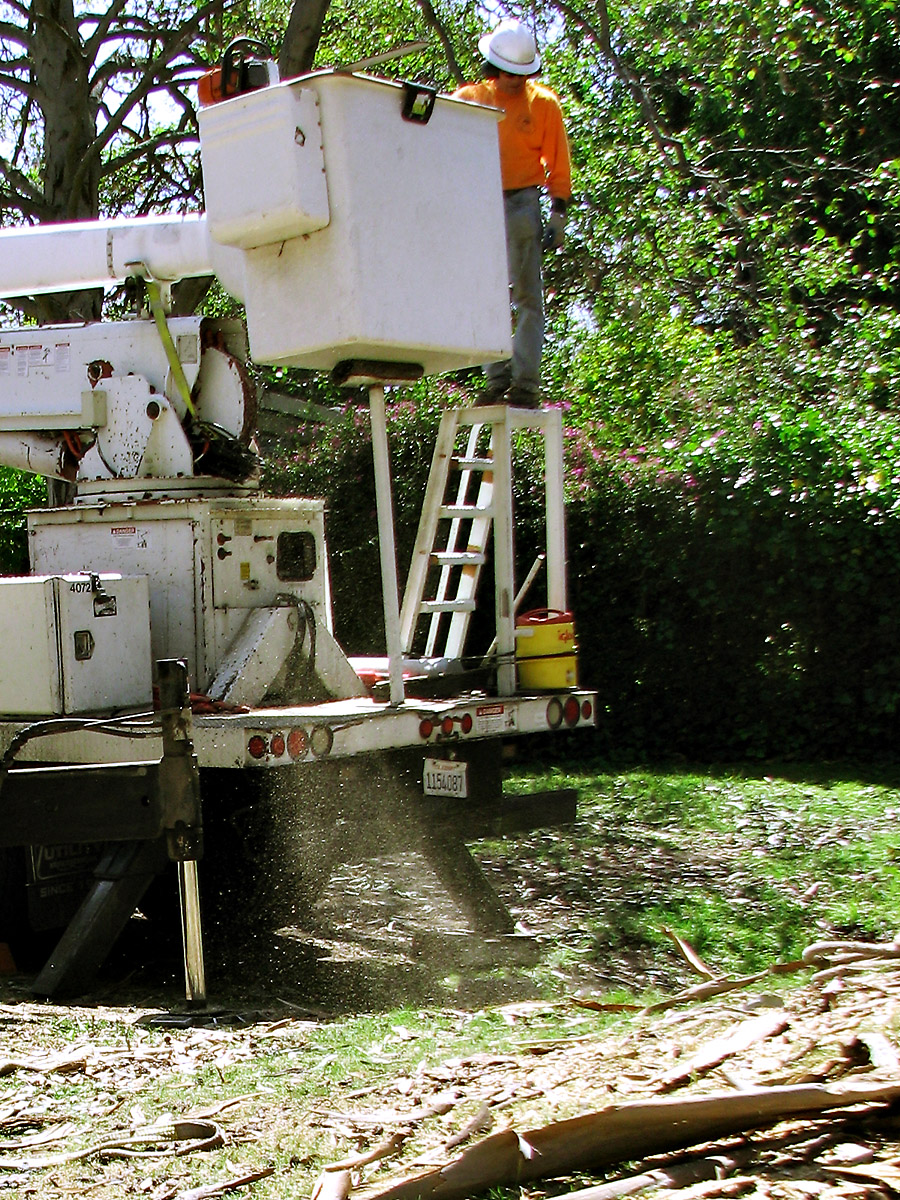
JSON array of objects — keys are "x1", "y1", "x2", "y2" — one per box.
[
  {"x1": 1, "y1": 838, "x2": 900, "y2": 1200},
  {"x1": 1, "y1": 942, "x2": 900, "y2": 1199}
]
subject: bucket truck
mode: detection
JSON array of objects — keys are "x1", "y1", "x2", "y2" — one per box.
[{"x1": 0, "y1": 52, "x2": 596, "y2": 1003}]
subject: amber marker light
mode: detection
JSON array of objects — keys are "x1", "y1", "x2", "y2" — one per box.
[{"x1": 310, "y1": 725, "x2": 334, "y2": 757}]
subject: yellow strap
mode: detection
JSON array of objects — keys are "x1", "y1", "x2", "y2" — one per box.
[{"x1": 145, "y1": 278, "x2": 197, "y2": 419}]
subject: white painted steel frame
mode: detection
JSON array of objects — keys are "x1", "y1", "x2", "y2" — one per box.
[
  {"x1": 0, "y1": 690, "x2": 596, "y2": 769},
  {"x1": 369, "y1": 386, "x2": 405, "y2": 706}
]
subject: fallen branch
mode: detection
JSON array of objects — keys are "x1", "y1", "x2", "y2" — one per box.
[
  {"x1": 444, "y1": 1102, "x2": 493, "y2": 1149},
  {"x1": 355, "y1": 1077, "x2": 900, "y2": 1200},
  {"x1": 661, "y1": 929, "x2": 717, "y2": 980},
  {"x1": 641, "y1": 973, "x2": 769, "y2": 1014},
  {"x1": 0, "y1": 1123, "x2": 77, "y2": 1150},
  {"x1": 177, "y1": 1166, "x2": 275, "y2": 1200},
  {"x1": 325, "y1": 1132, "x2": 408, "y2": 1172},
  {"x1": 657, "y1": 1012, "x2": 789, "y2": 1092},
  {"x1": 189, "y1": 1094, "x2": 261, "y2": 1121},
  {"x1": 0, "y1": 1118, "x2": 224, "y2": 1170},
  {"x1": 545, "y1": 1149, "x2": 749, "y2": 1200},
  {"x1": 0, "y1": 1050, "x2": 90, "y2": 1077},
  {"x1": 813, "y1": 956, "x2": 900, "y2": 982},
  {"x1": 802, "y1": 939, "x2": 900, "y2": 966},
  {"x1": 571, "y1": 999, "x2": 642, "y2": 1014}
]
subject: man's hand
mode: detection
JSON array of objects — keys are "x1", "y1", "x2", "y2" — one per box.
[{"x1": 542, "y1": 200, "x2": 568, "y2": 252}]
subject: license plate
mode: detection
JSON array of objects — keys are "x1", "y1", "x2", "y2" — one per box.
[{"x1": 423, "y1": 758, "x2": 468, "y2": 798}]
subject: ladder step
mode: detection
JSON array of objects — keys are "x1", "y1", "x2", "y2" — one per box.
[
  {"x1": 440, "y1": 504, "x2": 495, "y2": 520},
  {"x1": 420, "y1": 599, "x2": 477, "y2": 614},
  {"x1": 453, "y1": 455, "x2": 494, "y2": 471},
  {"x1": 432, "y1": 551, "x2": 486, "y2": 567}
]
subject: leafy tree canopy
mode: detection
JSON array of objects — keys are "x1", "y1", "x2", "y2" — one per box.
[{"x1": 0, "y1": 0, "x2": 896, "y2": 404}]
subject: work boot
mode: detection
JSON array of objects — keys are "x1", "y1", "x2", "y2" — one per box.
[
  {"x1": 473, "y1": 382, "x2": 509, "y2": 406},
  {"x1": 507, "y1": 386, "x2": 541, "y2": 409}
]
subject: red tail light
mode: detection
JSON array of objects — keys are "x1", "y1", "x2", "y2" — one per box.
[{"x1": 287, "y1": 728, "x2": 309, "y2": 759}]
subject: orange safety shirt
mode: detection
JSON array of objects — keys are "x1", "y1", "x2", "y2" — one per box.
[{"x1": 453, "y1": 78, "x2": 571, "y2": 202}]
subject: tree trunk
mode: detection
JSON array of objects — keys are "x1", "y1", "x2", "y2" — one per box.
[
  {"x1": 30, "y1": 0, "x2": 102, "y2": 322},
  {"x1": 279, "y1": 0, "x2": 332, "y2": 79}
]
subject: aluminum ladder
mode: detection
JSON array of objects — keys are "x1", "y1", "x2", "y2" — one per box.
[{"x1": 399, "y1": 404, "x2": 568, "y2": 695}]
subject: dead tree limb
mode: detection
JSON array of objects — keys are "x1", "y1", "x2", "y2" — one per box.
[
  {"x1": 658, "y1": 1012, "x2": 789, "y2": 1093},
  {"x1": 356, "y1": 1078, "x2": 900, "y2": 1200}
]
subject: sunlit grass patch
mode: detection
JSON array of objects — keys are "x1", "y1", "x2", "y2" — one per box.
[{"x1": 499, "y1": 759, "x2": 900, "y2": 979}]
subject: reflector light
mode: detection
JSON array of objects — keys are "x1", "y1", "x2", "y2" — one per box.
[
  {"x1": 581, "y1": 700, "x2": 593, "y2": 721},
  {"x1": 441, "y1": 716, "x2": 454, "y2": 736},
  {"x1": 287, "y1": 728, "x2": 309, "y2": 759},
  {"x1": 310, "y1": 725, "x2": 334, "y2": 757},
  {"x1": 563, "y1": 696, "x2": 580, "y2": 727},
  {"x1": 270, "y1": 733, "x2": 286, "y2": 758},
  {"x1": 419, "y1": 719, "x2": 434, "y2": 739},
  {"x1": 546, "y1": 697, "x2": 563, "y2": 729},
  {"x1": 460, "y1": 712, "x2": 473, "y2": 734},
  {"x1": 248, "y1": 735, "x2": 267, "y2": 759}
]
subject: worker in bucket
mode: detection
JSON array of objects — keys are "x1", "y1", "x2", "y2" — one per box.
[{"x1": 455, "y1": 19, "x2": 572, "y2": 409}]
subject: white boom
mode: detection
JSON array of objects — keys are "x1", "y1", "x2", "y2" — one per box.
[{"x1": 0, "y1": 214, "x2": 238, "y2": 299}]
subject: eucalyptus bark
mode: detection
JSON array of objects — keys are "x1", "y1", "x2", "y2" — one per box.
[{"x1": 29, "y1": 0, "x2": 102, "y2": 321}]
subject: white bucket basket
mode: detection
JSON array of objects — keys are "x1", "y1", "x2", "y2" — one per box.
[{"x1": 200, "y1": 72, "x2": 512, "y2": 377}]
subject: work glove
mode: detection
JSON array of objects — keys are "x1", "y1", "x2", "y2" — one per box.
[{"x1": 542, "y1": 207, "x2": 567, "y2": 252}]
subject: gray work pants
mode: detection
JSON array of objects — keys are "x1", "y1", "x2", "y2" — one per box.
[{"x1": 486, "y1": 186, "x2": 544, "y2": 399}]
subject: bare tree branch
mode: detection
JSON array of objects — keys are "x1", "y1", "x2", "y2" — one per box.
[
  {"x1": 69, "y1": 3, "x2": 221, "y2": 210},
  {"x1": 0, "y1": 71, "x2": 39, "y2": 100},
  {"x1": 0, "y1": 22, "x2": 31, "y2": 46},
  {"x1": 414, "y1": 0, "x2": 465, "y2": 86},
  {"x1": 82, "y1": 0, "x2": 140, "y2": 61}
]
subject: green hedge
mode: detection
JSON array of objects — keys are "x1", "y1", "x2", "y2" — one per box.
[
  {"x1": 264, "y1": 386, "x2": 900, "y2": 762},
  {"x1": 0, "y1": 470, "x2": 47, "y2": 574}
]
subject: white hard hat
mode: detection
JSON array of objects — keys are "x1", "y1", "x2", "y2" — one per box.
[{"x1": 478, "y1": 19, "x2": 541, "y2": 75}]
